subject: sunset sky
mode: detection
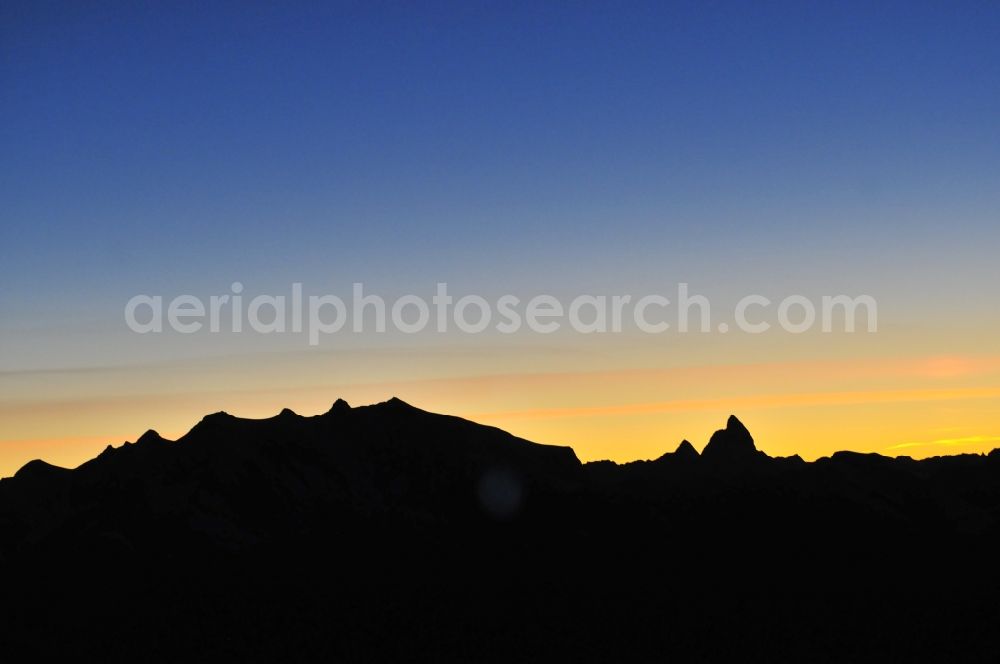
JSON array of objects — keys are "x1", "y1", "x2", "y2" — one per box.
[{"x1": 2, "y1": 2, "x2": 999, "y2": 477}]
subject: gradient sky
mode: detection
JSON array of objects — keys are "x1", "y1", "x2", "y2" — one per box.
[{"x1": 2, "y1": 1, "x2": 1000, "y2": 477}]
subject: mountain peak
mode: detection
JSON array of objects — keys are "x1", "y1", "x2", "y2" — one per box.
[
  {"x1": 327, "y1": 398, "x2": 351, "y2": 415},
  {"x1": 201, "y1": 411, "x2": 238, "y2": 426},
  {"x1": 382, "y1": 396, "x2": 417, "y2": 410},
  {"x1": 136, "y1": 429, "x2": 165, "y2": 445},
  {"x1": 701, "y1": 415, "x2": 762, "y2": 464},
  {"x1": 13, "y1": 458, "x2": 70, "y2": 480},
  {"x1": 179, "y1": 411, "x2": 236, "y2": 441},
  {"x1": 726, "y1": 415, "x2": 750, "y2": 436},
  {"x1": 674, "y1": 439, "x2": 699, "y2": 459}
]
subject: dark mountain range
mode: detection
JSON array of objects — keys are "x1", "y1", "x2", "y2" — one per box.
[{"x1": 2, "y1": 398, "x2": 999, "y2": 662}]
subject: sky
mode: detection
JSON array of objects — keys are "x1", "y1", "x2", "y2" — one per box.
[{"x1": 2, "y1": 1, "x2": 1000, "y2": 476}]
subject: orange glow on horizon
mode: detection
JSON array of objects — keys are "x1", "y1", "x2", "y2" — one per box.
[{"x1": 3, "y1": 351, "x2": 1000, "y2": 477}]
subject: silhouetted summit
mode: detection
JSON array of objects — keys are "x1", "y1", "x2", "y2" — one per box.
[
  {"x1": 12, "y1": 458, "x2": 70, "y2": 481},
  {"x1": 136, "y1": 429, "x2": 166, "y2": 445},
  {"x1": 326, "y1": 398, "x2": 351, "y2": 415},
  {"x1": 673, "y1": 439, "x2": 699, "y2": 460},
  {"x1": 701, "y1": 414, "x2": 765, "y2": 464}
]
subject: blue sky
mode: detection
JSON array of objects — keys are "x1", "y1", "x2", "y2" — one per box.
[{"x1": 4, "y1": 2, "x2": 999, "y2": 310}]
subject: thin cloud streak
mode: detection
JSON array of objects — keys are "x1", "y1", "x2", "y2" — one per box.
[{"x1": 887, "y1": 435, "x2": 1000, "y2": 451}]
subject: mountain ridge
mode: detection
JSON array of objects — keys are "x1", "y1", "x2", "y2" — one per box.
[
  {"x1": 9, "y1": 397, "x2": 994, "y2": 479},
  {"x1": 3, "y1": 397, "x2": 1000, "y2": 661},
  {"x1": 2, "y1": 396, "x2": 998, "y2": 558}
]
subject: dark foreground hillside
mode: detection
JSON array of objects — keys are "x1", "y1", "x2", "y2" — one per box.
[{"x1": 2, "y1": 398, "x2": 999, "y2": 662}]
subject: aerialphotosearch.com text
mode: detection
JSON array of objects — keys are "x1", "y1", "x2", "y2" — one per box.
[{"x1": 124, "y1": 282, "x2": 878, "y2": 345}]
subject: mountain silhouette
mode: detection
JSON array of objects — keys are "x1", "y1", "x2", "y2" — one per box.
[
  {"x1": 672, "y1": 439, "x2": 699, "y2": 460},
  {"x1": 700, "y1": 414, "x2": 764, "y2": 464},
  {"x1": 2, "y1": 398, "x2": 999, "y2": 662}
]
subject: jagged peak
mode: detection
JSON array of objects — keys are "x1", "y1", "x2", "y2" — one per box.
[
  {"x1": 277, "y1": 407, "x2": 298, "y2": 418},
  {"x1": 201, "y1": 410, "x2": 233, "y2": 422},
  {"x1": 177, "y1": 410, "x2": 236, "y2": 441},
  {"x1": 701, "y1": 415, "x2": 762, "y2": 463},
  {"x1": 136, "y1": 429, "x2": 165, "y2": 445},
  {"x1": 380, "y1": 396, "x2": 418, "y2": 410},
  {"x1": 726, "y1": 415, "x2": 751, "y2": 437},
  {"x1": 652, "y1": 439, "x2": 699, "y2": 464},
  {"x1": 674, "y1": 439, "x2": 699, "y2": 458},
  {"x1": 326, "y1": 398, "x2": 351, "y2": 415}
]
